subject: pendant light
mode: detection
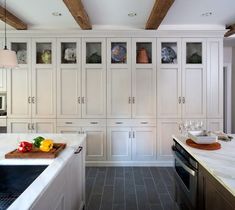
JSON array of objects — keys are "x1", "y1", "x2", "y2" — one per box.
[{"x1": 0, "y1": 0, "x2": 17, "y2": 68}]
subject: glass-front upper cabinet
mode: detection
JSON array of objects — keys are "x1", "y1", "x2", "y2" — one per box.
[
  {"x1": 57, "y1": 38, "x2": 80, "y2": 66},
  {"x1": 9, "y1": 38, "x2": 31, "y2": 67},
  {"x1": 36, "y1": 42, "x2": 52, "y2": 64},
  {"x1": 107, "y1": 38, "x2": 131, "y2": 67},
  {"x1": 183, "y1": 39, "x2": 206, "y2": 66},
  {"x1": 86, "y1": 42, "x2": 102, "y2": 64},
  {"x1": 157, "y1": 38, "x2": 181, "y2": 67}
]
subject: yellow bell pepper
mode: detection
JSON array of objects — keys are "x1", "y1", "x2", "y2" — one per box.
[{"x1": 40, "y1": 139, "x2": 54, "y2": 152}]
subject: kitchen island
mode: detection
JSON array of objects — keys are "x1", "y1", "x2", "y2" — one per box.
[
  {"x1": 0, "y1": 133, "x2": 86, "y2": 210},
  {"x1": 173, "y1": 135, "x2": 235, "y2": 210}
]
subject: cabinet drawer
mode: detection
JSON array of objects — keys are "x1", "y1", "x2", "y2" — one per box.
[{"x1": 57, "y1": 119, "x2": 106, "y2": 127}]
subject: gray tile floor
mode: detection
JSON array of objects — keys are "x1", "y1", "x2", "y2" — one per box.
[{"x1": 86, "y1": 167, "x2": 176, "y2": 210}]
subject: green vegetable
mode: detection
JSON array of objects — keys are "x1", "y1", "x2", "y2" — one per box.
[{"x1": 33, "y1": 136, "x2": 45, "y2": 148}]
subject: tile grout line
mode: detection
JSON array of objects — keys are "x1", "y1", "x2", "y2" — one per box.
[
  {"x1": 99, "y1": 168, "x2": 108, "y2": 210},
  {"x1": 86, "y1": 168, "x2": 98, "y2": 208},
  {"x1": 132, "y1": 167, "x2": 140, "y2": 210}
]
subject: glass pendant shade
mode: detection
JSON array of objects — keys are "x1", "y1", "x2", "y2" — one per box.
[{"x1": 0, "y1": 48, "x2": 18, "y2": 68}]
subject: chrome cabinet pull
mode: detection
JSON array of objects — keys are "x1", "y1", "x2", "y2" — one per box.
[
  {"x1": 74, "y1": 146, "x2": 83, "y2": 154},
  {"x1": 82, "y1": 97, "x2": 85, "y2": 104},
  {"x1": 178, "y1": 97, "x2": 181, "y2": 104},
  {"x1": 28, "y1": 97, "x2": 31, "y2": 104},
  {"x1": 182, "y1": 97, "x2": 185, "y2": 104},
  {"x1": 115, "y1": 122, "x2": 123, "y2": 124},
  {"x1": 133, "y1": 131, "x2": 135, "y2": 138},
  {"x1": 90, "y1": 122, "x2": 98, "y2": 124},
  {"x1": 132, "y1": 97, "x2": 135, "y2": 104},
  {"x1": 128, "y1": 97, "x2": 132, "y2": 104},
  {"x1": 32, "y1": 97, "x2": 35, "y2": 104},
  {"x1": 65, "y1": 122, "x2": 73, "y2": 124},
  {"x1": 141, "y1": 121, "x2": 148, "y2": 124},
  {"x1": 31, "y1": 123, "x2": 35, "y2": 130},
  {"x1": 28, "y1": 123, "x2": 31, "y2": 130},
  {"x1": 129, "y1": 131, "x2": 131, "y2": 138},
  {"x1": 78, "y1": 97, "x2": 81, "y2": 104}
]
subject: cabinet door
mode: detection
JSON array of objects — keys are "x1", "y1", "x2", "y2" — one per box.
[
  {"x1": 132, "y1": 38, "x2": 156, "y2": 118},
  {"x1": 82, "y1": 38, "x2": 106, "y2": 118},
  {"x1": 32, "y1": 39, "x2": 56, "y2": 118},
  {"x1": 157, "y1": 119, "x2": 180, "y2": 160},
  {"x1": 207, "y1": 119, "x2": 223, "y2": 131},
  {"x1": 7, "y1": 119, "x2": 31, "y2": 133},
  {"x1": 0, "y1": 68, "x2": 6, "y2": 92},
  {"x1": 107, "y1": 127, "x2": 131, "y2": 161},
  {"x1": 83, "y1": 126, "x2": 106, "y2": 161},
  {"x1": 207, "y1": 38, "x2": 223, "y2": 119},
  {"x1": 32, "y1": 119, "x2": 56, "y2": 133},
  {"x1": 182, "y1": 39, "x2": 206, "y2": 118},
  {"x1": 57, "y1": 38, "x2": 81, "y2": 118},
  {"x1": 132, "y1": 127, "x2": 156, "y2": 161},
  {"x1": 157, "y1": 39, "x2": 182, "y2": 118},
  {"x1": 107, "y1": 38, "x2": 132, "y2": 118}
]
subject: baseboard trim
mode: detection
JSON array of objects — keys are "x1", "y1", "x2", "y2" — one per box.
[{"x1": 86, "y1": 160, "x2": 174, "y2": 167}]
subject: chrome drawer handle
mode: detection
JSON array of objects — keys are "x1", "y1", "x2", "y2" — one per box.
[
  {"x1": 74, "y1": 146, "x2": 83, "y2": 154},
  {"x1": 141, "y1": 122, "x2": 148, "y2": 124},
  {"x1": 90, "y1": 122, "x2": 98, "y2": 124},
  {"x1": 115, "y1": 122, "x2": 123, "y2": 124},
  {"x1": 65, "y1": 122, "x2": 73, "y2": 124}
]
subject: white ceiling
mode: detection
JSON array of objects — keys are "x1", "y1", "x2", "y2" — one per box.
[{"x1": 1, "y1": 0, "x2": 235, "y2": 30}]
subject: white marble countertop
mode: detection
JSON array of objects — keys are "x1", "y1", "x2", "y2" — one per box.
[
  {"x1": 0, "y1": 133, "x2": 86, "y2": 210},
  {"x1": 173, "y1": 135, "x2": 235, "y2": 197}
]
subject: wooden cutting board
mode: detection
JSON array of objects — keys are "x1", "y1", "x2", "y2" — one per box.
[
  {"x1": 186, "y1": 139, "x2": 221, "y2": 150},
  {"x1": 5, "y1": 143, "x2": 66, "y2": 159}
]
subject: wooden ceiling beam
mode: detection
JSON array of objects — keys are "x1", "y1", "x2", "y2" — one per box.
[
  {"x1": 224, "y1": 23, "x2": 235, "y2": 37},
  {"x1": 145, "y1": 0, "x2": 175, "y2": 30},
  {"x1": 0, "y1": 5, "x2": 27, "y2": 30},
  {"x1": 63, "y1": 0, "x2": 92, "y2": 30}
]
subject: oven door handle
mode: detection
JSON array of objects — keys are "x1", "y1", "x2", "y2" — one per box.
[{"x1": 173, "y1": 153, "x2": 196, "y2": 177}]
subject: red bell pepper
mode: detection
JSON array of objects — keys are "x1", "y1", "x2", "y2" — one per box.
[{"x1": 18, "y1": 141, "x2": 33, "y2": 153}]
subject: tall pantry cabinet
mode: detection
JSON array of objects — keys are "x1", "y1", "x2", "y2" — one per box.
[{"x1": 7, "y1": 38, "x2": 56, "y2": 133}]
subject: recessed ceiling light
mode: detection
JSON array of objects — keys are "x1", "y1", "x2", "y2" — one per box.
[
  {"x1": 201, "y1": 12, "x2": 212, "y2": 17},
  {"x1": 52, "y1": 12, "x2": 62, "y2": 17},
  {"x1": 128, "y1": 12, "x2": 137, "y2": 17}
]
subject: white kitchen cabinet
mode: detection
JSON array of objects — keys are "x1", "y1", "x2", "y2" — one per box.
[
  {"x1": 132, "y1": 38, "x2": 156, "y2": 118},
  {"x1": 7, "y1": 38, "x2": 32, "y2": 118},
  {"x1": 207, "y1": 119, "x2": 223, "y2": 131},
  {"x1": 31, "y1": 142, "x2": 85, "y2": 210},
  {"x1": 57, "y1": 38, "x2": 81, "y2": 118},
  {"x1": 157, "y1": 38, "x2": 182, "y2": 119},
  {"x1": 56, "y1": 119, "x2": 106, "y2": 161},
  {"x1": 132, "y1": 127, "x2": 156, "y2": 161},
  {"x1": 107, "y1": 38, "x2": 132, "y2": 118},
  {"x1": 207, "y1": 38, "x2": 223, "y2": 119},
  {"x1": 157, "y1": 119, "x2": 180, "y2": 160},
  {"x1": 32, "y1": 38, "x2": 56, "y2": 118},
  {"x1": 157, "y1": 38, "x2": 206, "y2": 119},
  {"x1": 82, "y1": 38, "x2": 106, "y2": 118},
  {"x1": 57, "y1": 38, "x2": 106, "y2": 119},
  {"x1": 107, "y1": 127, "x2": 132, "y2": 161},
  {"x1": 0, "y1": 68, "x2": 6, "y2": 92},
  {"x1": 182, "y1": 38, "x2": 206, "y2": 119},
  {"x1": 7, "y1": 119, "x2": 56, "y2": 133}
]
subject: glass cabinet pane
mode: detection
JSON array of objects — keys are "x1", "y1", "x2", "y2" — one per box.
[
  {"x1": 136, "y1": 42, "x2": 152, "y2": 64},
  {"x1": 61, "y1": 42, "x2": 77, "y2": 64},
  {"x1": 111, "y1": 42, "x2": 127, "y2": 64},
  {"x1": 36, "y1": 43, "x2": 52, "y2": 64},
  {"x1": 11, "y1": 42, "x2": 27, "y2": 64},
  {"x1": 161, "y1": 42, "x2": 177, "y2": 64},
  {"x1": 186, "y1": 42, "x2": 202, "y2": 64},
  {"x1": 86, "y1": 42, "x2": 102, "y2": 64}
]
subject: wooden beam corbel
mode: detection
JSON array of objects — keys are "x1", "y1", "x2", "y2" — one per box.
[
  {"x1": 63, "y1": 0, "x2": 92, "y2": 30},
  {"x1": 224, "y1": 24, "x2": 235, "y2": 37},
  {"x1": 0, "y1": 5, "x2": 27, "y2": 30},
  {"x1": 145, "y1": 0, "x2": 175, "y2": 30}
]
